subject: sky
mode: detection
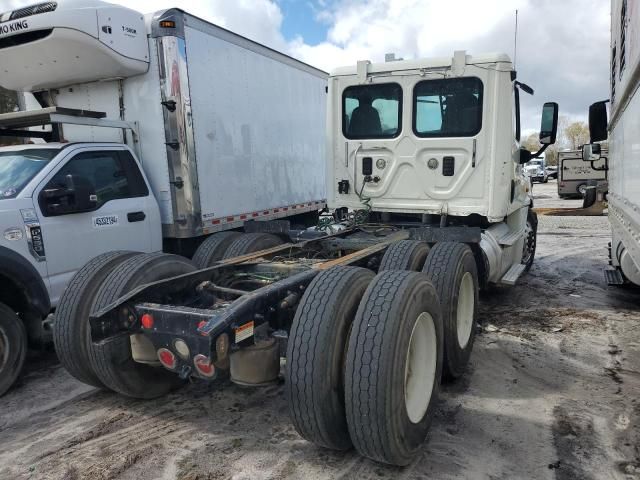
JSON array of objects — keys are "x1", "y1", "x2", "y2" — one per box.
[{"x1": 6, "y1": 0, "x2": 612, "y2": 134}]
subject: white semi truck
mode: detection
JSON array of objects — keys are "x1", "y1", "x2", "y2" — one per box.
[
  {"x1": 52, "y1": 50, "x2": 558, "y2": 465},
  {"x1": 0, "y1": 0, "x2": 327, "y2": 396},
  {"x1": 583, "y1": 0, "x2": 640, "y2": 286}
]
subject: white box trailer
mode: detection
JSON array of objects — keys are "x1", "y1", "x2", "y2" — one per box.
[
  {"x1": 584, "y1": 0, "x2": 640, "y2": 286},
  {"x1": 558, "y1": 149, "x2": 607, "y2": 198},
  {"x1": 0, "y1": 0, "x2": 327, "y2": 397},
  {"x1": 1, "y1": 1, "x2": 327, "y2": 239}
]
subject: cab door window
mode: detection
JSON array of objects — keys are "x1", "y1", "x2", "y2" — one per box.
[{"x1": 40, "y1": 150, "x2": 148, "y2": 215}]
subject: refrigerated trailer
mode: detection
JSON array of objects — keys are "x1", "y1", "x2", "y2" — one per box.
[
  {"x1": 583, "y1": 0, "x2": 640, "y2": 286},
  {"x1": 59, "y1": 51, "x2": 559, "y2": 466},
  {"x1": 0, "y1": 0, "x2": 327, "y2": 396}
]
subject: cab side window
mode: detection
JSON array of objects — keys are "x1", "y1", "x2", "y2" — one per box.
[{"x1": 46, "y1": 150, "x2": 148, "y2": 210}]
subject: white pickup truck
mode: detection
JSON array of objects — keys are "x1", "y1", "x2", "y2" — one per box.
[{"x1": 0, "y1": 0, "x2": 327, "y2": 396}]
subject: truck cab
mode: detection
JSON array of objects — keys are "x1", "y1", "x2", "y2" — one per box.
[{"x1": 0, "y1": 142, "x2": 161, "y2": 306}]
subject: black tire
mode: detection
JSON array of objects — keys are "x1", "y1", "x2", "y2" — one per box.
[
  {"x1": 378, "y1": 240, "x2": 430, "y2": 272},
  {"x1": 345, "y1": 270, "x2": 443, "y2": 466},
  {"x1": 583, "y1": 183, "x2": 597, "y2": 208},
  {"x1": 192, "y1": 231, "x2": 242, "y2": 268},
  {"x1": 89, "y1": 253, "x2": 197, "y2": 399},
  {"x1": 543, "y1": 176, "x2": 548, "y2": 183},
  {"x1": 53, "y1": 251, "x2": 140, "y2": 388},
  {"x1": 422, "y1": 242, "x2": 478, "y2": 381},
  {"x1": 286, "y1": 266, "x2": 374, "y2": 451},
  {"x1": 522, "y1": 209, "x2": 538, "y2": 272},
  {"x1": 0, "y1": 303, "x2": 27, "y2": 397},
  {"x1": 223, "y1": 233, "x2": 284, "y2": 259}
]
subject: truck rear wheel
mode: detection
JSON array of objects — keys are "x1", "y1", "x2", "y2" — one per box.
[
  {"x1": 0, "y1": 303, "x2": 27, "y2": 397},
  {"x1": 286, "y1": 266, "x2": 374, "y2": 451},
  {"x1": 378, "y1": 240, "x2": 430, "y2": 272},
  {"x1": 223, "y1": 233, "x2": 284, "y2": 259},
  {"x1": 345, "y1": 270, "x2": 443, "y2": 466},
  {"x1": 89, "y1": 253, "x2": 197, "y2": 399},
  {"x1": 422, "y1": 242, "x2": 478, "y2": 381},
  {"x1": 192, "y1": 231, "x2": 242, "y2": 268},
  {"x1": 53, "y1": 251, "x2": 140, "y2": 388}
]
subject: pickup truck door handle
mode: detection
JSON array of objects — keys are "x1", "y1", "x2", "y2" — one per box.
[{"x1": 127, "y1": 211, "x2": 146, "y2": 223}]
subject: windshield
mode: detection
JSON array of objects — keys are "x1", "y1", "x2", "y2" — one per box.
[{"x1": 0, "y1": 149, "x2": 59, "y2": 199}]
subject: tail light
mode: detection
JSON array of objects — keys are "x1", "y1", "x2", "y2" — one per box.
[
  {"x1": 158, "y1": 348, "x2": 176, "y2": 370},
  {"x1": 141, "y1": 313, "x2": 154, "y2": 329},
  {"x1": 194, "y1": 354, "x2": 215, "y2": 377}
]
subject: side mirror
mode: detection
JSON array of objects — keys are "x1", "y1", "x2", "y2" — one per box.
[
  {"x1": 588, "y1": 101, "x2": 608, "y2": 142},
  {"x1": 40, "y1": 174, "x2": 97, "y2": 216},
  {"x1": 582, "y1": 143, "x2": 602, "y2": 162},
  {"x1": 539, "y1": 102, "x2": 559, "y2": 145},
  {"x1": 519, "y1": 148, "x2": 532, "y2": 165}
]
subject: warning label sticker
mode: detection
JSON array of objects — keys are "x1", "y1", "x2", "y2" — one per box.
[{"x1": 235, "y1": 321, "x2": 254, "y2": 343}]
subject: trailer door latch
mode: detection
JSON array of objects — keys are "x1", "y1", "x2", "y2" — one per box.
[
  {"x1": 161, "y1": 100, "x2": 177, "y2": 112},
  {"x1": 170, "y1": 177, "x2": 184, "y2": 189}
]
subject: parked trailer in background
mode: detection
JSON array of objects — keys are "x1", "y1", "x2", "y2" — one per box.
[
  {"x1": 558, "y1": 148, "x2": 607, "y2": 198},
  {"x1": 0, "y1": 0, "x2": 327, "y2": 396},
  {"x1": 68, "y1": 51, "x2": 559, "y2": 466},
  {"x1": 583, "y1": 0, "x2": 640, "y2": 286}
]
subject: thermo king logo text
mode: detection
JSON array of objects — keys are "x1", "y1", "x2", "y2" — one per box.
[{"x1": 0, "y1": 20, "x2": 28, "y2": 35}]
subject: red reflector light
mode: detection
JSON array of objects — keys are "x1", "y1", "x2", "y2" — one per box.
[
  {"x1": 141, "y1": 313, "x2": 154, "y2": 329},
  {"x1": 194, "y1": 354, "x2": 215, "y2": 377},
  {"x1": 158, "y1": 348, "x2": 176, "y2": 369}
]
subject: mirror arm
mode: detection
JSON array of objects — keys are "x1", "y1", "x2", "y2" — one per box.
[
  {"x1": 591, "y1": 156, "x2": 608, "y2": 171},
  {"x1": 531, "y1": 143, "x2": 549, "y2": 158}
]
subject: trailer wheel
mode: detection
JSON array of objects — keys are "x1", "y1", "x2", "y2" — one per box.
[
  {"x1": 192, "y1": 231, "x2": 242, "y2": 268},
  {"x1": 345, "y1": 270, "x2": 443, "y2": 466},
  {"x1": 522, "y1": 209, "x2": 538, "y2": 272},
  {"x1": 286, "y1": 266, "x2": 374, "y2": 451},
  {"x1": 583, "y1": 183, "x2": 597, "y2": 208},
  {"x1": 53, "y1": 251, "x2": 140, "y2": 388},
  {"x1": 577, "y1": 183, "x2": 587, "y2": 196},
  {"x1": 422, "y1": 242, "x2": 478, "y2": 381},
  {"x1": 89, "y1": 253, "x2": 197, "y2": 399},
  {"x1": 0, "y1": 303, "x2": 27, "y2": 397},
  {"x1": 222, "y1": 233, "x2": 284, "y2": 259},
  {"x1": 378, "y1": 240, "x2": 430, "y2": 272}
]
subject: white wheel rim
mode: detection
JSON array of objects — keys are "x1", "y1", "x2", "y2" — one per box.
[
  {"x1": 579, "y1": 185, "x2": 587, "y2": 195},
  {"x1": 456, "y1": 272, "x2": 475, "y2": 349},
  {"x1": 404, "y1": 312, "x2": 437, "y2": 424}
]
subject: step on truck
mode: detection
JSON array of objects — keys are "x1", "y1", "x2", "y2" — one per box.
[
  {"x1": 60, "y1": 51, "x2": 559, "y2": 465},
  {"x1": 0, "y1": 1, "x2": 328, "y2": 396},
  {"x1": 583, "y1": 0, "x2": 640, "y2": 286}
]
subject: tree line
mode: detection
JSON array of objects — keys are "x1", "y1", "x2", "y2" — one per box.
[{"x1": 0, "y1": 87, "x2": 19, "y2": 146}]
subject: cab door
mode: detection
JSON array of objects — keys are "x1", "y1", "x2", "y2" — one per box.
[{"x1": 36, "y1": 148, "x2": 160, "y2": 305}]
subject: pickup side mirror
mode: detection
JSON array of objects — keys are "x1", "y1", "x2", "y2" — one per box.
[
  {"x1": 588, "y1": 101, "x2": 608, "y2": 142},
  {"x1": 582, "y1": 143, "x2": 602, "y2": 162},
  {"x1": 539, "y1": 102, "x2": 559, "y2": 145},
  {"x1": 519, "y1": 148, "x2": 532, "y2": 165},
  {"x1": 40, "y1": 174, "x2": 98, "y2": 216}
]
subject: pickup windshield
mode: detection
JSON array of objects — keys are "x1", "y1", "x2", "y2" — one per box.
[{"x1": 0, "y1": 148, "x2": 59, "y2": 199}]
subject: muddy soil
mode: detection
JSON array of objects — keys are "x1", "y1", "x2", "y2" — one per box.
[{"x1": 0, "y1": 180, "x2": 638, "y2": 480}]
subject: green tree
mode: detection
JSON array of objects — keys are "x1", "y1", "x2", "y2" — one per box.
[
  {"x1": 0, "y1": 87, "x2": 20, "y2": 146},
  {"x1": 564, "y1": 121, "x2": 590, "y2": 150}
]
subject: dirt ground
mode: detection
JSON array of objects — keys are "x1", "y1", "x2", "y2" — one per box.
[{"x1": 1, "y1": 179, "x2": 639, "y2": 480}]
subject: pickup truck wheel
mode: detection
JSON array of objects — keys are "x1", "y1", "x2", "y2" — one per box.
[
  {"x1": 378, "y1": 240, "x2": 430, "y2": 272},
  {"x1": 286, "y1": 266, "x2": 374, "y2": 451},
  {"x1": 89, "y1": 253, "x2": 197, "y2": 399},
  {"x1": 345, "y1": 271, "x2": 443, "y2": 466},
  {"x1": 192, "y1": 232, "x2": 242, "y2": 268},
  {"x1": 522, "y1": 209, "x2": 538, "y2": 272},
  {"x1": 223, "y1": 233, "x2": 284, "y2": 259},
  {"x1": 0, "y1": 303, "x2": 27, "y2": 397},
  {"x1": 53, "y1": 251, "x2": 140, "y2": 388},
  {"x1": 422, "y1": 242, "x2": 478, "y2": 381}
]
